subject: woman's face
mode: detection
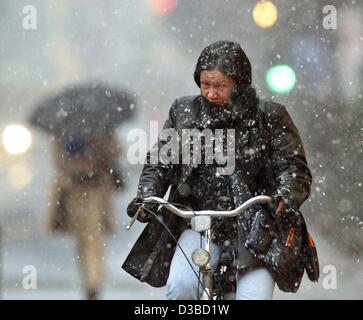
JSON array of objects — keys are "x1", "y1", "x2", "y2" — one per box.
[{"x1": 200, "y1": 70, "x2": 236, "y2": 107}]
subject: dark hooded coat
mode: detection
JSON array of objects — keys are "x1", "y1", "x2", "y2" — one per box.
[{"x1": 122, "y1": 41, "x2": 319, "y2": 293}]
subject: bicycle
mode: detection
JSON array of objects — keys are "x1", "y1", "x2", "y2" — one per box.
[{"x1": 126, "y1": 195, "x2": 271, "y2": 300}]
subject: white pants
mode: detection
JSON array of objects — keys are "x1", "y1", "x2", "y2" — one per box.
[{"x1": 166, "y1": 229, "x2": 275, "y2": 300}]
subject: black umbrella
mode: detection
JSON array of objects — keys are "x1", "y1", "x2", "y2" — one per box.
[{"x1": 30, "y1": 82, "x2": 135, "y2": 143}]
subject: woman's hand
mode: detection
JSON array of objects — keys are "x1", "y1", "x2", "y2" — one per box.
[
  {"x1": 138, "y1": 208, "x2": 149, "y2": 220},
  {"x1": 127, "y1": 197, "x2": 158, "y2": 223},
  {"x1": 271, "y1": 194, "x2": 300, "y2": 218},
  {"x1": 275, "y1": 200, "x2": 285, "y2": 215},
  {"x1": 270, "y1": 195, "x2": 288, "y2": 217}
]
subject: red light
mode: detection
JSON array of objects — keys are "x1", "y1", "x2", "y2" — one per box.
[{"x1": 150, "y1": 0, "x2": 177, "y2": 15}]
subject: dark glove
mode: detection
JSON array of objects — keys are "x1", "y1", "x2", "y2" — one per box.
[{"x1": 127, "y1": 196, "x2": 159, "y2": 223}]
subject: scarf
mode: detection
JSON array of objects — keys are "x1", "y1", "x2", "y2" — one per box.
[{"x1": 197, "y1": 86, "x2": 258, "y2": 130}]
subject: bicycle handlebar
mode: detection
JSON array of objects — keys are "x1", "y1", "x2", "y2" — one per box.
[
  {"x1": 126, "y1": 195, "x2": 272, "y2": 230},
  {"x1": 144, "y1": 195, "x2": 272, "y2": 218}
]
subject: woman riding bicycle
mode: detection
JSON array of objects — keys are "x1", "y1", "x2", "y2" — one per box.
[{"x1": 122, "y1": 40, "x2": 319, "y2": 300}]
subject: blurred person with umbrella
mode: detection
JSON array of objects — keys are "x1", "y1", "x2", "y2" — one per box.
[{"x1": 30, "y1": 82, "x2": 135, "y2": 299}]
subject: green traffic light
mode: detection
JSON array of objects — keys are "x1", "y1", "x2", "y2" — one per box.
[{"x1": 266, "y1": 64, "x2": 297, "y2": 94}]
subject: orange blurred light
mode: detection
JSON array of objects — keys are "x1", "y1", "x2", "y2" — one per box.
[
  {"x1": 253, "y1": 1, "x2": 278, "y2": 29},
  {"x1": 150, "y1": 0, "x2": 177, "y2": 16}
]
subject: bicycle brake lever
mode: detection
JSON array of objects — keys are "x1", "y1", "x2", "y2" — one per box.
[{"x1": 126, "y1": 204, "x2": 144, "y2": 230}]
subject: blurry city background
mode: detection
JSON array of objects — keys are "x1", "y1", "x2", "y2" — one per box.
[{"x1": 0, "y1": 0, "x2": 362, "y2": 299}]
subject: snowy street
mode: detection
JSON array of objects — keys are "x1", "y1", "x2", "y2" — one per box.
[{"x1": 1, "y1": 0, "x2": 362, "y2": 301}]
